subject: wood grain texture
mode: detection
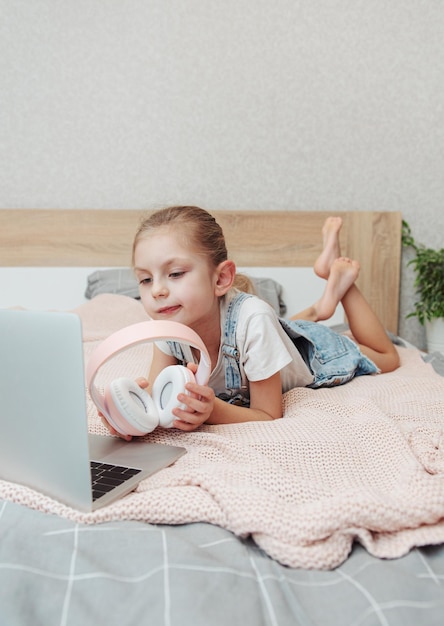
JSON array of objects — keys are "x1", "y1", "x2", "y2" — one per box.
[{"x1": 0, "y1": 209, "x2": 401, "y2": 332}]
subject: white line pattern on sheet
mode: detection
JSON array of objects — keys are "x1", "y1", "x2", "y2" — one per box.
[
  {"x1": 250, "y1": 555, "x2": 279, "y2": 626},
  {"x1": 162, "y1": 530, "x2": 172, "y2": 626},
  {"x1": 60, "y1": 524, "x2": 79, "y2": 626},
  {"x1": 337, "y1": 569, "x2": 389, "y2": 626},
  {"x1": 356, "y1": 601, "x2": 441, "y2": 625},
  {"x1": 198, "y1": 537, "x2": 238, "y2": 549},
  {"x1": 416, "y1": 547, "x2": 442, "y2": 586}
]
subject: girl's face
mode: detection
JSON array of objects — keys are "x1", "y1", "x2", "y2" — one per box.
[{"x1": 133, "y1": 227, "x2": 223, "y2": 330}]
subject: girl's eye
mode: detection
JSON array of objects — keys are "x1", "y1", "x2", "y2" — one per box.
[
  {"x1": 139, "y1": 277, "x2": 152, "y2": 285},
  {"x1": 170, "y1": 271, "x2": 185, "y2": 279}
]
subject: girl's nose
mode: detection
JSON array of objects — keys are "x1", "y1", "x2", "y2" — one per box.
[{"x1": 152, "y1": 279, "x2": 168, "y2": 298}]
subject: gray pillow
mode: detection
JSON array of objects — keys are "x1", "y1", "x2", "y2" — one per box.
[{"x1": 85, "y1": 269, "x2": 139, "y2": 300}]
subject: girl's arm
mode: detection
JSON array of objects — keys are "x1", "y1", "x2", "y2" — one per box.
[
  {"x1": 171, "y1": 370, "x2": 283, "y2": 430},
  {"x1": 208, "y1": 373, "x2": 283, "y2": 424}
]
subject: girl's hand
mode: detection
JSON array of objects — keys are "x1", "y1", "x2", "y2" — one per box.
[
  {"x1": 170, "y1": 363, "x2": 215, "y2": 431},
  {"x1": 99, "y1": 412, "x2": 132, "y2": 441}
]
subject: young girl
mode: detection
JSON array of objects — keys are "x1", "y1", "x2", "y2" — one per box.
[{"x1": 103, "y1": 206, "x2": 399, "y2": 436}]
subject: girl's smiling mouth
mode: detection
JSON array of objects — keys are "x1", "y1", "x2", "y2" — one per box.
[{"x1": 157, "y1": 305, "x2": 182, "y2": 315}]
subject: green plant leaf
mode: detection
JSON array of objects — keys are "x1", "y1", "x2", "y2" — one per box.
[{"x1": 402, "y1": 221, "x2": 444, "y2": 324}]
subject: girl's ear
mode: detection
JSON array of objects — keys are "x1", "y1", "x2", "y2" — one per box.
[{"x1": 214, "y1": 260, "x2": 236, "y2": 296}]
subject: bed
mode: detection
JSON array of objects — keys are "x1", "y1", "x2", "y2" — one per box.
[{"x1": 1, "y1": 209, "x2": 444, "y2": 626}]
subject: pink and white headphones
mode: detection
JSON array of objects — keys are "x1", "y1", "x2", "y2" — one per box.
[{"x1": 86, "y1": 320, "x2": 211, "y2": 437}]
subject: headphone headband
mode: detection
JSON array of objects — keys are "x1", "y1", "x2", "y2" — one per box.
[{"x1": 86, "y1": 320, "x2": 211, "y2": 422}]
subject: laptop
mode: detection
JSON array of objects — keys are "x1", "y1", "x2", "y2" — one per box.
[{"x1": 0, "y1": 309, "x2": 186, "y2": 512}]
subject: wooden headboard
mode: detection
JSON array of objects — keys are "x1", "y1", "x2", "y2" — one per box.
[{"x1": 0, "y1": 209, "x2": 402, "y2": 333}]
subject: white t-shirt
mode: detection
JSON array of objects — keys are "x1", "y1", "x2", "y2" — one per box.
[{"x1": 157, "y1": 291, "x2": 314, "y2": 399}]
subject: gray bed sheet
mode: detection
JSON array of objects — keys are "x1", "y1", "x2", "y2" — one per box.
[{"x1": 1, "y1": 498, "x2": 443, "y2": 626}]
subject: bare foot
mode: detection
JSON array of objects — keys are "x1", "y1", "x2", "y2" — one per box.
[
  {"x1": 313, "y1": 217, "x2": 343, "y2": 279},
  {"x1": 312, "y1": 257, "x2": 360, "y2": 321}
]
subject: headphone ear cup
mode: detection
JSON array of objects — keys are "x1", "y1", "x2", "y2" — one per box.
[
  {"x1": 152, "y1": 365, "x2": 196, "y2": 428},
  {"x1": 105, "y1": 378, "x2": 159, "y2": 436}
]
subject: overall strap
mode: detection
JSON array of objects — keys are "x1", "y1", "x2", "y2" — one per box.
[
  {"x1": 221, "y1": 291, "x2": 252, "y2": 391},
  {"x1": 165, "y1": 339, "x2": 192, "y2": 366},
  {"x1": 167, "y1": 291, "x2": 252, "y2": 400}
]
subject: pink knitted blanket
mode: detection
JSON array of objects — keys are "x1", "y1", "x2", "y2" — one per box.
[{"x1": 2, "y1": 294, "x2": 444, "y2": 569}]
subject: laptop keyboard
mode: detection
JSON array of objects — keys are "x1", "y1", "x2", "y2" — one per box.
[{"x1": 90, "y1": 461, "x2": 142, "y2": 501}]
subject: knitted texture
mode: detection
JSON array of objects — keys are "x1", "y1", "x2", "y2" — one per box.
[{"x1": 1, "y1": 295, "x2": 444, "y2": 570}]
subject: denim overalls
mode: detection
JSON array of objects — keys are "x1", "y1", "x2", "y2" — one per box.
[{"x1": 167, "y1": 292, "x2": 378, "y2": 406}]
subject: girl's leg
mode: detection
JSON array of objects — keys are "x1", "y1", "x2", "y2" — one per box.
[
  {"x1": 292, "y1": 259, "x2": 399, "y2": 372},
  {"x1": 290, "y1": 216, "x2": 399, "y2": 373},
  {"x1": 340, "y1": 281, "x2": 400, "y2": 373},
  {"x1": 290, "y1": 216, "x2": 345, "y2": 321},
  {"x1": 290, "y1": 257, "x2": 359, "y2": 323},
  {"x1": 313, "y1": 216, "x2": 343, "y2": 279}
]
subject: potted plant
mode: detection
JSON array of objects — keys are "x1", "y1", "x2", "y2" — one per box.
[{"x1": 402, "y1": 220, "x2": 444, "y2": 353}]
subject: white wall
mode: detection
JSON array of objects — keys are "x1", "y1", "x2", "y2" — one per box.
[{"x1": 1, "y1": 1, "x2": 443, "y2": 346}]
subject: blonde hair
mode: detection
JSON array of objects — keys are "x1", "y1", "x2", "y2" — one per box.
[{"x1": 133, "y1": 206, "x2": 255, "y2": 293}]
